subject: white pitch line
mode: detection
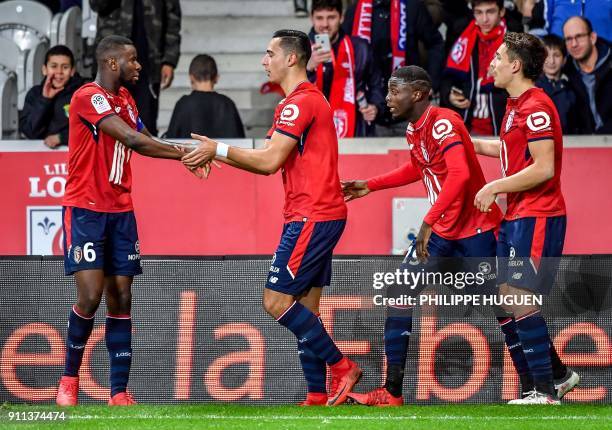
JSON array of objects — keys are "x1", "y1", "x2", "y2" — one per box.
[{"x1": 69, "y1": 414, "x2": 611, "y2": 421}]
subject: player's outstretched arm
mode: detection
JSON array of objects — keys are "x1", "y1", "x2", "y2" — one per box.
[
  {"x1": 472, "y1": 137, "x2": 501, "y2": 158},
  {"x1": 474, "y1": 139, "x2": 555, "y2": 212},
  {"x1": 99, "y1": 115, "x2": 184, "y2": 160},
  {"x1": 342, "y1": 161, "x2": 421, "y2": 202},
  {"x1": 184, "y1": 132, "x2": 297, "y2": 175}
]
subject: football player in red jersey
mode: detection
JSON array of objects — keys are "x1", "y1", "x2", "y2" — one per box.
[
  {"x1": 342, "y1": 65, "x2": 506, "y2": 406},
  {"x1": 342, "y1": 65, "x2": 571, "y2": 406},
  {"x1": 183, "y1": 30, "x2": 361, "y2": 406},
  {"x1": 473, "y1": 32, "x2": 579, "y2": 404},
  {"x1": 56, "y1": 35, "x2": 201, "y2": 407}
]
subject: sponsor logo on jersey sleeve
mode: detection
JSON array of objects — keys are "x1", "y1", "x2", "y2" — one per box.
[
  {"x1": 432, "y1": 119, "x2": 453, "y2": 141},
  {"x1": 277, "y1": 103, "x2": 300, "y2": 126},
  {"x1": 526, "y1": 111, "x2": 551, "y2": 132},
  {"x1": 91, "y1": 93, "x2": 112, "y2": 114}
]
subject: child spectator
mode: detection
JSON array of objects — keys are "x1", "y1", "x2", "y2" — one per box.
[
  {"x1": 165, "y1": 54, "x2": 245, "y2": 139},
  {"x1": 536, "y1": 34, "x2": 576, "y2": 134},
  {"x1": 19, "y1": 45, "x2": 84, "y2": 148}
]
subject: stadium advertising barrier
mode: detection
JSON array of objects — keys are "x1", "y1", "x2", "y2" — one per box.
[
  {"x1": 1, "y1": 139, "x2": 612, "y2": 256},
  {"x1": 1, "y1": 256, "x2": 610, "y2": 404}
]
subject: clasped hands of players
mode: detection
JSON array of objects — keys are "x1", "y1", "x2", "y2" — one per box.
[
  {"x1": 342, "y1": 180, "x2": 431, "y2": 262},
  {"x1": 180, "y1": 133, "x2": 221, "y2": 179},
  {"x1": 474, "y1": 182, "x2": 498, "y2": 213}
]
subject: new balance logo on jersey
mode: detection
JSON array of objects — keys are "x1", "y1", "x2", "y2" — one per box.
[{"x1": 505, "y1": 109, "x2": 516, "y2": 132}]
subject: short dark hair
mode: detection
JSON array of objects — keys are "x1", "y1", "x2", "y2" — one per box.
[
  {"x1": 391, "y1": 65, "x2": 432, "y2": 93},
  {"x1": 542, "y1": 34, "x2": 566, "y2": 57},
  {"x1": 272, "y1": 29, "x2": 312, "y2": 68},
  {"x1": 504, "y1": 32, "x2": 547, "y2": 82},
  {"x1": 189, "y1": 54, "x2": 218, "y2": 82},
  {"x1": 311, "y1": 0, "x2": 343, "y2": 15},
  {"x1": 45, "y1": 45, "x2": 75, "y2": 68},
  {"x1": 471, "y1": 0, "x2": 504, "y2": 9},
  {"x1": 95, "y1": 35, "x2": 134, "y2": 62},
  {"x1": 564, "y1": 15, "x2": 593, "y2": 34}
]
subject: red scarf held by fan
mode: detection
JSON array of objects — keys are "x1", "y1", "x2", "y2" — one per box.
[
  {"x1": 315, "y1": 35, "x2": 356, "y2": 138},
  {"x1": 446, "y1": 19, "x2": 506, "y2": 87},
  {"x1": 352, "y1": 0, "x2": 406, "y2": 71}
]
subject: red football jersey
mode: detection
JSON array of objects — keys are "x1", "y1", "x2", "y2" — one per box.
[
  {"x1": 267, "y1": 81, "x2": 347, "y2": 222},
  {"x1": 499, "y1": 87, "x2": 566, "y2": 219},
  {"x1": 63, "y1": 82, "x2": 141, "y2": 212},
  {"x1": 406, "y1": 106, "x2": 502, "y2": 239}
]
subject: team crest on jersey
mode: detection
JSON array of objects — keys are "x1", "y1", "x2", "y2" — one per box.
[
  {"x1": 451, "y1": 37, "x2": 468, "y2": 64},
  {"x1": 91, "y1": 93, "x2": 111, "y2": 114},
  {"x1": 333, "y1": 109, "x2": 349, "y2": 138},
  {"x1": 73, "y1": 246, "x2": 83, "y2": 264},
  {"x1": 526, "y1": 111, "x2": 551, "y2": 131},
  {"x1": 432, "y1": 119, "x2": 453, "y2": 141},
  {"x1": 505, "y1": 109, "x2": 516, "y2": 132},
  {"x1": 127, "y1": 106, "x2": 136, "y2": 124}
]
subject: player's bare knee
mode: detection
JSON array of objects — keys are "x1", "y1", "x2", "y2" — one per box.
[
  {"x1": 76, "y1": 296, "x2": 101, "y2": 316},
  {"x1": 262, "y1": 289, "x2": 293, "y2": 319}
]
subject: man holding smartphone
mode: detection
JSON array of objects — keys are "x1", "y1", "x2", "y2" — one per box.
[
  {"x1": 440, "y1": 0, "x2": 517, "y2": 136},
  {"x1": 306, "y1": 0, "x2": 385, "y2": 137}
]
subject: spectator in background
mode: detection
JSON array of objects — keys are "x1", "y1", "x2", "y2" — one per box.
[
  {"x1": 306, "y1": 0, "x2": 385, "y2": 137},
  {"x1": 536, "y1": 34, "x2": 576, "y2": 134},
  {"x1": 562, "y1": 16, "x2": 612, "y2": 134},
  {"x1": 343, "y1": 0, "x2": 444, "y2": 90},
  {"x1": 164, "y1": 54, "x2": 244, "y2": 139},
  {"x1": 440, "y1": 0, "x2": 508, "y2": 136},
  {"x1": 90, "y1": 0, "x2": 181, "y2": 136},
  {"x1": 544, "y1": 0, "x2": 612, "y2": 44},
  {"x1": 19, "y1": 45, "x2": 84, "y2": 148}
]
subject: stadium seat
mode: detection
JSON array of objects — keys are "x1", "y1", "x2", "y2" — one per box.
[
  {"x1": 80, "y1": 1, "x2": 97, "y2": 77},
  {"x1": 50, "y1": 6, "x2": 83, "y2": 72},
  {"x1": 0, "y1": 1, "x2": 52, "y2": 109},
  {"x1": 0, "y1": 38, "x2": 20, "y2": 138}
]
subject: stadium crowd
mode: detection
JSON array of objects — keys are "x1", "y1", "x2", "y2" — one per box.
[{"x1": 5, "y1": 0, "x2": 612, "y2": 146}]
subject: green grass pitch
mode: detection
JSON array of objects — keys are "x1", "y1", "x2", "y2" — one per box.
[{"x1": 1, "y1": 403, "x2": 611, "y2": 430}]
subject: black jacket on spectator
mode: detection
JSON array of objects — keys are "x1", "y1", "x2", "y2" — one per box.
[
  {"x1": 18, "y1": 74, "x2": 85, "y2": 145},
  {"x1": 164, "y1": 91, "x2": 245, "y2": 139},
  {"x1": 342, "y1": 0, "x2": 445, "y2": 92},
  {"x1": 306, "y1": 29, "x2": 386, "y2": 137},
  {"x1": 563, "y1": 39, "x2": 612, "y2": 134},
  {"x1": 535, "y1": 75, "x2": 577, "y2": 134},
  {"x1": 439, "y1": 41, "x2": 508, "y2": 136}
]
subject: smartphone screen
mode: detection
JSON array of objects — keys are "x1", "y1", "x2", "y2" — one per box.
[{"x1": 314, "y1": 33, "x2": 331, "y2": 52}]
